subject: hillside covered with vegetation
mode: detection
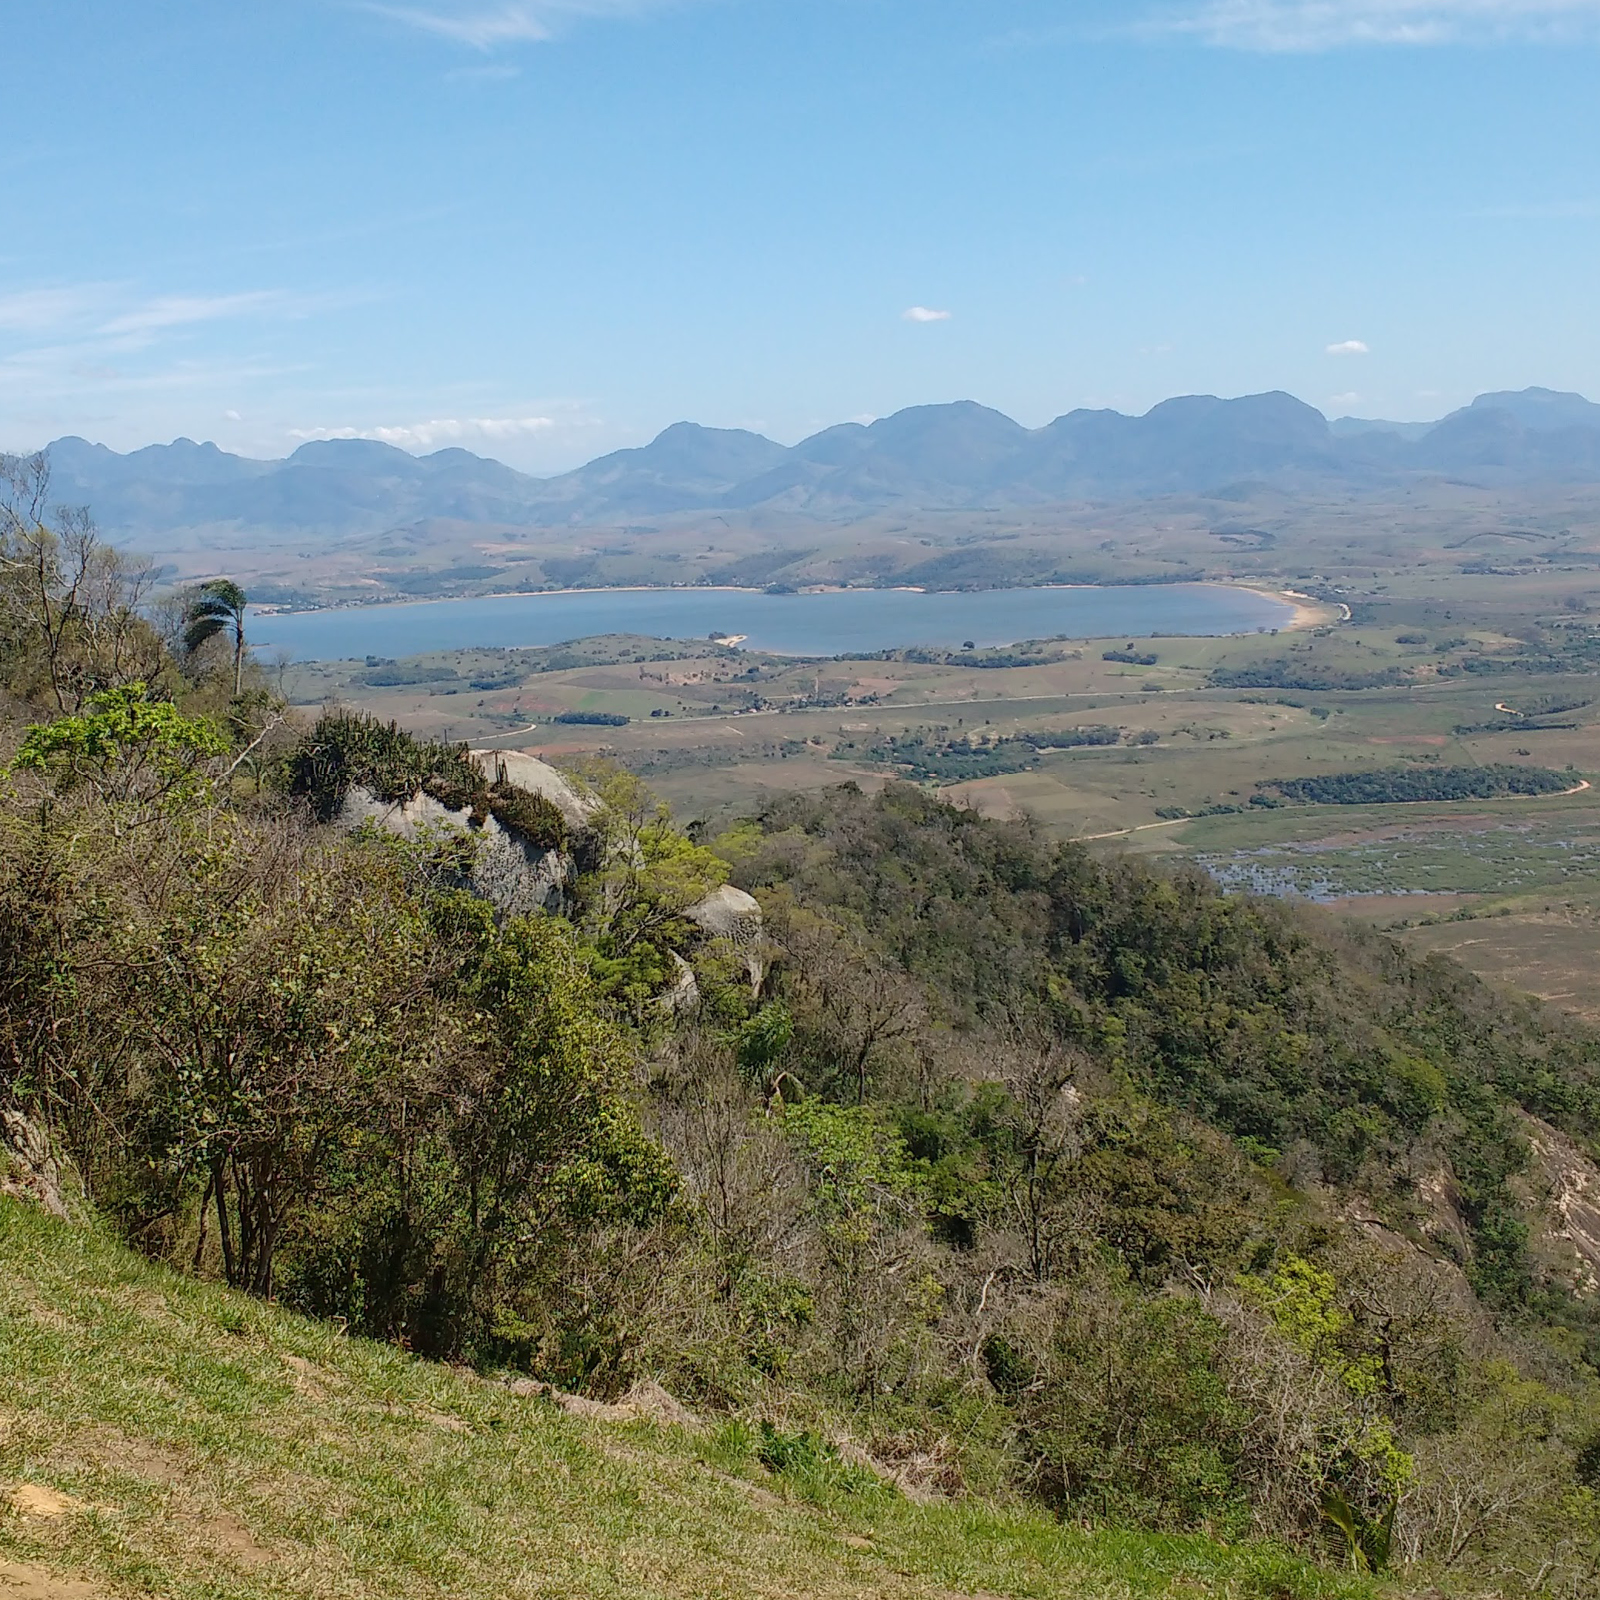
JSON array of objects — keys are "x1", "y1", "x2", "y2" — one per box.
[
  {"x1": 5, "y1": 456, "x2": 1600, "y2": 1597},
  {"x1": 0, "y1": 1202, "x2": 1375, "y2": 1600}
]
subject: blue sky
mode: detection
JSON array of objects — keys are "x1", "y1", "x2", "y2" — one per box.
[{"x1": 3, "y1": 0, "x2": 1598, "y2": 471}]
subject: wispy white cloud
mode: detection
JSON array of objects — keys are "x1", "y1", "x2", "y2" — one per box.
[
  {"x1": 902, "y1": 306, "x2": 952, "y2": 323},
  {"x1": 362, "y1": 0, "x2": 666, "y2": 49},
  {"x1": 0, "y1": 283, "x2": 311, "y2": 344},
  {"x1": 0, "y1": 285, "x2": 114, "y2": 333},
  {"x1": 0, "y1": 284, "x2": 323, "y2": 440},
  {"x1": 1326, "y1": 339, "x2": 1370, "y2": 355},
  {"x1": 289, "y1": 415, "x2": 562, "y2": 451},
  {"x1": 1142, "y1": 0, "x2": 1600, "y2": 51},
  {"x1": 100, "y1": 292, "x2": 293, "y2": 339}
]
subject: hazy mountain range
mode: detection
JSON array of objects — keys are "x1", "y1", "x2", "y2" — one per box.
[{"x1": 37, "y1": 387, "x2": 1600, "y2": 543}]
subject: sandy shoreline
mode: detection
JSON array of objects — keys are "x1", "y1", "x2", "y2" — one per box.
[
  {"x1": 1231, "y1": 584, "x2": 1332, "y2": 631},
  {"x1": 257, "y1": 577, "x2": 1307, "y2": 627}
]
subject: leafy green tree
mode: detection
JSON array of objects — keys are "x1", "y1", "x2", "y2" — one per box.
[
  {"x1": 575, "y1": 762, "x2": 729, "y2": 1007},
  {"x1": 139, "y1": 827, "x2": 444, "y2": 1298},
  {"x1": 285, "y1": 901, "x2": 677, "y2": 1368},
  {"x1": 11, "y1": 682, "x2": 227, "y2": 824}
]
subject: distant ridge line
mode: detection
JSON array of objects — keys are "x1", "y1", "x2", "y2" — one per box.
[{"x1": 30, "y1": 385, "x2": 1600, "y2": 540}]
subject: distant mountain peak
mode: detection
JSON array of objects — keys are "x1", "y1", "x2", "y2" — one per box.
[
  {"x1": 1466, "y1": 387, "x2": 1600, "y2": 432},
  {"x1": 30, "y1": 383, "x2": 1600, "y2": 542}
]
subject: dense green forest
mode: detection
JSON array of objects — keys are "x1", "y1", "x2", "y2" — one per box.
[
  {"x1": 1211, "y1": 662, "x2": 1409, "y2": 691},
  {"x1": 6, "y1": 454, "x2": 1600, "y2": 1596},
  {"x1": 1267, "y1": 763, "x2": 1573, "y2": 805},
  {"x1": 554, "y1": 709, "x2": 632, "y2": 726},
  {"x1": 842, "y1": 645, "x2": 1059, "y2": 669}
]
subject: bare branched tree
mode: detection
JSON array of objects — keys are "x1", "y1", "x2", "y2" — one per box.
[
  {"x1": 784, "y1": 917, "x2": 924, "y2": 1103},
  {"x1": 0, "y1": 451, "x2": 160, "y2": 710},
  {"x1": 993, "y1": 1029, "x2": 1092, "y2": 1281}
]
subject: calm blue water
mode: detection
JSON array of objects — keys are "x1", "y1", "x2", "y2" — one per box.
[{"x1": 249, "y1": 583, "x2": 1292, "y2": 662}]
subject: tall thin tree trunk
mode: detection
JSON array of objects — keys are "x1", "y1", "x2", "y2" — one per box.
[
  {"x1": 193, "y1": 1170, "x2": 214, "y2": 1273},
  {"x1": 213, "y1": 1158, "x2": 236, "y2": 1286}
]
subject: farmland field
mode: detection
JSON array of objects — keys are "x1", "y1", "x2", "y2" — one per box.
[{"x1": 297, "y1": 548, "x2": 1600, "y2": 1019}]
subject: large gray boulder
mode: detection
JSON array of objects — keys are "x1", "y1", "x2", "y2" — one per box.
[
  {"x1": 337, "y1": 785, "x2": 574, "y2": 918},
  {"x1": 687, "y1": 884, "x2": 765, "y2": 989},
  {"x1": 470, "y1": 751, "x2": 598, "y2": 829},
  {"x1": 660, "y1": 950, "x2": 701, "y2": 1014}
]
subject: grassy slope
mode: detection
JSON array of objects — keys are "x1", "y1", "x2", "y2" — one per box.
[{"x1": 0, "y1": 1202, "x2": 1376, "y2": 1600}]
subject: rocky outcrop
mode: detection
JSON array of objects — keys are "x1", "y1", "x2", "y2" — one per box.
[
  {"x1": 469, "y1": 751, "x2": 598, "y2": 830},
  {"x1": 331, "y1": 747, "x2": 768, "y2": 1003},
  {"x1": 1521, "y1": 1114, "x2": 1600, "y2": 1296},
  {"x1": 338, "y1": 784, "x2": 575, "y2": 918},
  {"x1": 686, "y1": 883, "x2": 766, "y2": 990},
  {"x1": 660, "y1": 951, "x2": 701, "y2": 1013},
  {"x1": 325, "y1": 748, "x2": 606, "y2": 920},
  {"x1": 1413, "y1": 1163, "x2": 1476, "y2": 1266}
]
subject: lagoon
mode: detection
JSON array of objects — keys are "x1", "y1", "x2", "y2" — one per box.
[{"x1": 249, "y1": 583, "x2": 1294, "y2": 662}]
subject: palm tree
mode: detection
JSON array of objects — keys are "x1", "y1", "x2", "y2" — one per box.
[{"x1": 183, "y1": 578, "x2": 249, "y2": 697}]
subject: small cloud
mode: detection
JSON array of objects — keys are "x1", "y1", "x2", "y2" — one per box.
[
  {"x1": 1138, "y1": 1, "x2": 1600, "y2": 53},
  {"x1": 224, "y1": 408, "x2": 242, "y2": 421},
  {"x1": 288, "y1": 416, "x2": 558, "y2": 451},
  {"x1": 363, "y1": 1, "x2": 670, "y2": 50},
  {"x1": 1326, "y1": 339, "x2": 1370, "y2": 356},
  {"x1": 902, "y1": 306, "x2": 952, "y2": 323},
  {"x1": 100, "y1": 291, "x2": 293, "y2": 339},
  {"x1": 362, "y1": 3, "x2": 551, "y2": 46},
  {"x1": 1328, "y1": 392, "x2": 1362, "y2": 408}
]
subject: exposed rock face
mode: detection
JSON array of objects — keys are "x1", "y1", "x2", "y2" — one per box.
[
  {"x1": 660, "y1": 951, "x2": 701, "y2": 1014},
  {"x1": 337, "y1": 786, "x2": 574, "y2": 918},
  {"x1": 469, "y1": 751, "x2": 598, "y2": 829},
  {"x1": 1, "y1": 1111, "x2": 72, "y2": 1221},
  {"x1": 1413, "y1": 1164, "x2": 1476, "y2": 1266},
  {"x1": 687, "y1": 883, "x2": 762, "y2": 940},
  {"x1": 333, "y1": 754, "x2": 766, "y2": 1005},
  {"x1": 1522, "y1": 1114, "x2": 1600, "y2": 1296},
  {"x1": 687, "y1": 884, "x2": 765, "y2": 989}
]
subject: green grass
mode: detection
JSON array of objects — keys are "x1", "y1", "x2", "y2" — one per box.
[{"x1": 0, "y1": 1201, "x2": 1378, "y2": 1600}]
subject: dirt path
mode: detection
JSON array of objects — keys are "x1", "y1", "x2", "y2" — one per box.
[
  {"x1": 1074, "y1": 816, "x2": 1191, "y2": 843},
  {"x1": 469, "y1": 720, "x2": 545, "y2": 746}
]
